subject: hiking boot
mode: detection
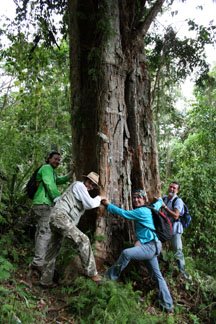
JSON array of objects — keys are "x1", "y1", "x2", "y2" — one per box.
[
  {"x1": 29, "y1": 264, "x2": 43, "y2": 274},
  {"x1": 27, "y1": 264, "x2": 43, "y2": 283},
  {"x1": 39, "y1": 282, "x2": 58, "y2": 289},
  {"x1": 53, "y1": 269, "x2": 60, "y2": 284}
]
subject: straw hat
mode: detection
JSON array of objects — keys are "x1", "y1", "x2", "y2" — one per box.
[{"x1": 83, "y1": 172, "x2": 99, "y2": 186}]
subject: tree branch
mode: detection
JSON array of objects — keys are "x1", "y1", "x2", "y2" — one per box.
[{"x1": 136, "y1": 0, "x2": 166, "y2": 37}]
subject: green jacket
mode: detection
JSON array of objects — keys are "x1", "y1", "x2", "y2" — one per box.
[{"x1": 33, "y1": 164, "x2": 69, "y2": 206}]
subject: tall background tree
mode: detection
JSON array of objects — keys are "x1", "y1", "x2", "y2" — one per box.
[{"x1": 68, "y1": 0, "x2": 166, "y2": 264}]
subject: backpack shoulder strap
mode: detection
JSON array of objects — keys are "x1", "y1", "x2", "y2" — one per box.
[
  {"x1": 172, "y1": 196, "x2": 179, "y2": 209},
  {"x1": 35, "y1": 164, "x2": 44, "y2": 178},
  {"x1": 146, "y1": 205, "x2": 154, "y2": 211},
  {"x1": 36, "y1": 164, "x2": 50, "y2": 194},
  {"x1": 162, "y1": 195, "x2": 167, "y2": 202}
]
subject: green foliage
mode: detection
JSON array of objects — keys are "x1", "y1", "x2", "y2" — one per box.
[
  {"x1": 146, "y1": 19, "x2": 216, "y2": 84},
  {"x1": 0, "y1": 283, "x2": 43, "y2": 323},
  {"x1": 0, "y1": 232, "x2": 20, "y2": 261},
  {"x1": 12, "y1": 0, "x2": 68, "y2": 47},
  {"x1": 63, "y1": 277, "x2": 166, "y2": 323},
  {"x1": 183, "y1": 265, "x2": 216, "y2": 322},
  {"x1": 94, "y1": 234, "x2": 106, "y2": 242},
  {"x1": 147, "y1": 19, "x2": 216, "y2": 154},
  {"x1": 0, "y1": 256, "x2": 15, "y2": 282},
  {"x1": 160, "y1": 68, "x2": 216, "y2": 276},
  {"x1": 0, "y1": 35, "x2": 71, "y2": 224}
]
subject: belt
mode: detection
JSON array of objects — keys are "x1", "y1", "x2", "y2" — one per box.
[{"x1": 143, "y1": 240, "x2": 159, "y2": 255}]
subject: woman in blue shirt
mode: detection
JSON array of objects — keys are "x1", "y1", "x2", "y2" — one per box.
[{"x1": 101, "y1": 189, "x2": 173, "y2": 313}]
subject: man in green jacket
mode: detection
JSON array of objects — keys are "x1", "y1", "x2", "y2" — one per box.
[{"x1": 30, "y1": 151, "x2": 71, "y2": 274}]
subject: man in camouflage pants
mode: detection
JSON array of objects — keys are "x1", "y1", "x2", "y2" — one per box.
[{"x1": 40, "y1": 172, "x2": 105, "y2": 287}]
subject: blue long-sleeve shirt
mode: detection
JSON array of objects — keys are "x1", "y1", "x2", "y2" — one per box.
[{"x1": 107, "y1": 198, "x2": 163, "y2": 244}]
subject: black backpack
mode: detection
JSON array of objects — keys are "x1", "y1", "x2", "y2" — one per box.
[
  {"x1": 172, "y1": 197, "x2": 192, "y2": 229},
  {"x1": 146, "y1": 206, "x2": 173, "y2": 242},
  {"x1": 25, "y1": 166, "x2": 42, "y2": 199}
]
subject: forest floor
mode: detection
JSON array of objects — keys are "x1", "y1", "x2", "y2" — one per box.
[
  {"x1": 9, "y1": 264, "x2": 193, "y2": 324},
  {"x1": 1, "y1": 249, "x2": 214, "y2": 324},
  {"x1": 12, "y1": 267, "x2": 76, "y2": 323}
]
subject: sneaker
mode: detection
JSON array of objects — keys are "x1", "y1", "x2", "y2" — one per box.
[
  {"x1": 156, "y1": 301, "x2": 174, "y2": 314},
  {"x1": 27, "y1": 264, "x2": 43, "y2": 282},
  {"x1": 166, "y1": 308, "x2": 174, "y2": 314},
  {"x1": 180, "y1": 270, "x2": 192, "y2": 281}
]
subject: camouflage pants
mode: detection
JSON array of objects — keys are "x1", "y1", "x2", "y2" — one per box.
[
  {"x1": 32, "y1": 204, "x2": 52, "y2": 268},
  {"x1": 40, "y1": 209, "x2": 98, "y2": 285}
]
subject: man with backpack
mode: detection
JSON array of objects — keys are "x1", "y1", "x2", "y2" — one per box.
[
  {"x1": 101, "y1": 189, "x2": 174, "y2": 313},
  {"x1": 162, "y1": 181, "x2": 190, "y2": 279},
  {"x1": 29, "y1": 151, "x2": 71, "y2": 275}
]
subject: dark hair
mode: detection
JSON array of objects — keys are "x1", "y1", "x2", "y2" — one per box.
[
  {"x1": 45, "y1": 151, "x2": 61, "y2": 163},
  {"x1": 170, "y1": 181, "x2": 180, "y2": 190}
]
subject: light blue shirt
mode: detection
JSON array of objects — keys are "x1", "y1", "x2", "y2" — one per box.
[
  {"x1": 163, "y1": 195, "x2": 184, "y2": 235},
  {"x1": 107, "y1": 198, "x2": 163, "y2": 244}
]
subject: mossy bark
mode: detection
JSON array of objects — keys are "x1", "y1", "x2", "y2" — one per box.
[{"x1": 68, "y1": 0, "x2": 163, "y2": 265}]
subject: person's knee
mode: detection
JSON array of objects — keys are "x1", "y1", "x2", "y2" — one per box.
[
  {"x1": 76, "y1": 233, "x2": 90, "y2": 247},
  {"x1": 83, "y1": 234, "x2": 90, "y2": 244},
  {"x1": 122, "y1": 248, "x2": 131, "y2": 260}
]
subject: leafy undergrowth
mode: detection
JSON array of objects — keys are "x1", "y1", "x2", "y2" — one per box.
[
  {"x1": 0, "y1": 267, "x2": 75, "y2": 323},
  {"x1": 0, "y1": 243, "x2": 216, "y2": 323},
  {"x1": 1, "y1": 260, "x2": 216, "y2": 324}
]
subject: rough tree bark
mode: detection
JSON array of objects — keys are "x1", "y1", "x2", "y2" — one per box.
[{"x1": 68, "y1": 0, "x2": 165, "y2": 266}]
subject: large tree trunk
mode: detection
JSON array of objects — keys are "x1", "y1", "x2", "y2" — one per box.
[{"x1": 68, "y1": 0, "x2": 164, "y2": 266}]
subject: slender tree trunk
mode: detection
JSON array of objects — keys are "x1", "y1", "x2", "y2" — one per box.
[{"x1": 68, "y1": 0, "x2": 163, "y2": 265}]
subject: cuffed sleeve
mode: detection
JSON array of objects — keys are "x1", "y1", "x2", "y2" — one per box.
[{"x1": 72, "y1": 181, "x2": 101, "y2": 210}]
